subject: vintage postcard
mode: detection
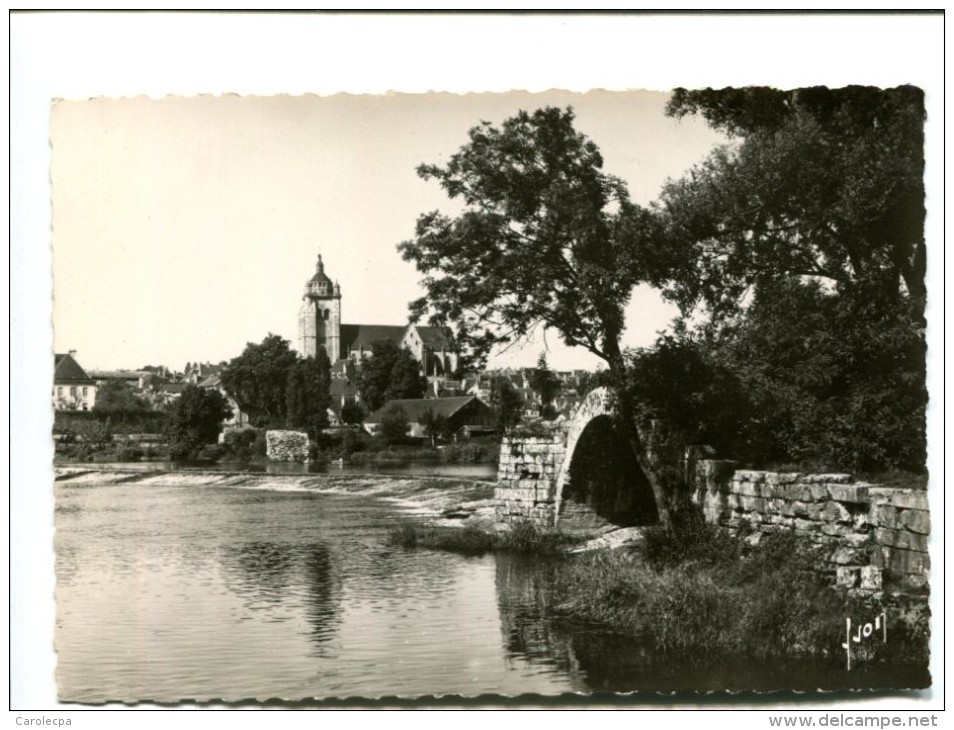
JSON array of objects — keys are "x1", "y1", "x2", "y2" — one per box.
[
  {"x1": 10, "y1": 11, "x2": 942, "y2": 716},
  {"x1": 49, "y1": 86, "x2": 933, "y2": 704}
]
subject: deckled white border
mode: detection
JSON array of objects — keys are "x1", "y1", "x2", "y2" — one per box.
[{"x1": 10, "y1": 10, "x2": 945, "y2": 720}]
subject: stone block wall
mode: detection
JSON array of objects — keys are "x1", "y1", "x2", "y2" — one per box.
[
  {"x1": 265, "y1": 430, "x2": 310, "y2": 462},
  {"x1": 495, "y1": 434, "x2": 566, "y2": 527},
  {"x1": 693, "y1": 463, "x2": 930, "y2": 597}
]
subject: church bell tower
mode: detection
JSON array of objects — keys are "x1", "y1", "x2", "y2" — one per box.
[{"x1": 297, "y1": 254, "x2": 342, "y2": 361}]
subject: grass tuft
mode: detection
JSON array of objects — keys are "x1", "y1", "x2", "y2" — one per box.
[{"x1": 387, "y1": 520, "x2": 577, "y2": 554}]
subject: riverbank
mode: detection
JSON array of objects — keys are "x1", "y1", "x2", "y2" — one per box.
[
  {"x1": 54, "y1": 465, "x2": 497, "y2": 524},
  {"x1": 386, "y1": 511, "x2": 930, "y2": 684}
]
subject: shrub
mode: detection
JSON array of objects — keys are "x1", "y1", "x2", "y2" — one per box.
[
  {"x1": 380, "y1": 403, "x2": 410, "y2": 445},
  {"x1": 440, "y1": 442, "x2": 497, "y2": 464},
  {"x1": 194, "y1": 443, "x2": 224, "y2": 462},
  {"x1": 340, "y1": 428, "x2": 365, "y2": 457},
  {"x1": 222, "y1": 428, "x2": 260, "y2": 460},
  {"x1": 113, "y1": 444, "x2": 143, "y2": 462},
  {"x1": 640, "y1": 505, "x2": 744, "y2": 570}
]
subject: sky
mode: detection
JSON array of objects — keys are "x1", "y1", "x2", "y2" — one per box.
[{"x1": 51, "y1": 90, "x2": 725, "y2": 372}]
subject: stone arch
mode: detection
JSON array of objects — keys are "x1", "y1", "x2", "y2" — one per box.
[{"x1": 554, "y1": 388, "x2": 658, "y2": 529}]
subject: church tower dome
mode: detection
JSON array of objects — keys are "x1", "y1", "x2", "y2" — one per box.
[{"x1": 305, "y1": 254, "x2": 335, "y2": 297}]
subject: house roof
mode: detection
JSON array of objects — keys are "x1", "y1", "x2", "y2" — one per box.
[
  {"x1": 458, "y1": 424, "x2": 496, "y2": 434},
  {"x1": 341, "y1": 324, "x2": 408, "y2": 353},
  {"x1": 158, "y1": 382, "x2": 189, "y2": 394},
  {"x1": 365, "y1": 395, "x2": 487, "y2": 424},
  {"x1": 88, "y1": 369, "x2": 143, "y2": 381},
  {"x1": 54, "y1": 353, "x2": 95, "y2": 385}
]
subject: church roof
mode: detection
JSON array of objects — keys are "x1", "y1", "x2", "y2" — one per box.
[
  {"x1": 54, "y1": 353, "x2": 96, "y2": 385},
  {"x1": 413, "y1": 325, "x2": 454, "y2": 350},
  {"x1": 341, "y1": 324, "x2": 408, "y2": 352}
]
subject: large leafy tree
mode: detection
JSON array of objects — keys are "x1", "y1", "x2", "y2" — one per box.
[
  {"x1": 221, "y1": 334, "x2": 299, "y2": 427},
  {"x1": 285, "y1": 350, "x2": 332, "y2": 439},
  {"x1": 355, "y1": 340, "x2": 427, "y2": 412},
  {"x1": 659, "y1": 85, "x2": 926, "y2": 321},
  {"x1": 93, "y1": 379, "x2": 149, "y2": 415},
  {"x1": 529, "y1": 353, "x2": 561, "y2": 418},
  {"x1": 166, "y1": 385, "x2": 233, "y2": 458},
  {"x1": 419, "y1": 407, "x2": 449, "y2": 447},
  {"x1": 399, "y1": 107, "x2": 671, "y2": 525},
  {"x1": 653, "y1": 86, "x2": 927, "y2": 472},
  {"x1": 379, "y1": 403, "x2": 410, "y2": 445},
  {"x1": 490, "y1": 376, "x2": 524, "y2": 435}
]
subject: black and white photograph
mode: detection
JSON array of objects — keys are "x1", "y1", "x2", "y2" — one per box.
[{"x1": 11, "y1": 11, "x2": 944, "y2": 715}]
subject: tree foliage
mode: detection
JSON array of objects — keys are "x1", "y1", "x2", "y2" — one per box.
[
  {"x1": 624, "y1": 328, "x2": 754, "y2": 458},
  {"x1": 165, "y1": 385, "x2": 233, "y2": 458},
  {"x1": 379, "y1": 403, "x2": 410, "y2": 445},
  {"x1": 285, "y1": 351, "x2": 332, "y2": 439},
  {"x1": 490, "y1": 377, "x2": 524, "y2": 434},
  {"x1": 717, "y1": 280, "x2": 925, "y2": 472},
  {"x1": 339, "y1": 400, "x2": 365, "y2": 426},
  {"x1": 399, "y1": 106, "x2": 661, "y2": 371},
  {"x1": 93, "y1": 380, "x2": 149, "y2": 415},
  {"x1": 221, "y1": 334, "x2": 334, "y2": 439},
  {"x1": 221, "y1": 334, "x2": 299, "y2": 427},
  {"x1": 529, "y1": 353, "x2": 561, "y2": 417},
  {"x1": 355, "y1": 340, "x2": 427, "y2": 412},
  {"x1": 641, "y1": 86, "x2": 928, "y2": 473},
  {"x1": 660, "y1": 86, "x2": 926, "y2": 322},
  {"x1": 419, "y1": 407, "x2": 449, "y2": 447}
]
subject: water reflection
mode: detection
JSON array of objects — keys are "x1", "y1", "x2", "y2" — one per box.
[
  {"x1": 494, "y1": 554, "x2": 585, "y2": 688},
  {"x1": 219, "y1": 541, "x2": 341, "y2": 652},
  {"x1": 299, "y1": 544, "x2": 340, "y2": 651}
]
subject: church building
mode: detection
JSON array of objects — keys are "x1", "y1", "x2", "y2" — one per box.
[{"x1": 297, "y1": 255, "x2": 459, "y2": 379}]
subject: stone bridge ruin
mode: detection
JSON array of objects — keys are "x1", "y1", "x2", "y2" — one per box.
[
  {"x1": 495, "y1": 388, "x2": 663, "y2": 532},
  {"x1": 494, "y1": 387, "x2": 930, "y2": 599}
]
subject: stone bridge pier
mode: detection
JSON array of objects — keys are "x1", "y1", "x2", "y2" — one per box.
[{"x1": 495, "y1": 388, "x2": 666, "y2": 533}]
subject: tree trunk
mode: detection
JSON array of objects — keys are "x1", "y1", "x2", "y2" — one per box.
[{"x1": 603, "y1": 344, "x2": 673, "y2": 530}]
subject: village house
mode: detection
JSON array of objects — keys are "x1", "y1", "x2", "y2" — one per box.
[
  {"x1": 52, "y1": 351, "x2": 98, "y2": 411},
  {"x1": 363, "y1": 395, "x2": 493, "y2": 439}
]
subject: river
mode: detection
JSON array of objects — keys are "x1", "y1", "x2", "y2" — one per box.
[{"x1": 54, "y1": 467, "x2": 920, "y2": 703}]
